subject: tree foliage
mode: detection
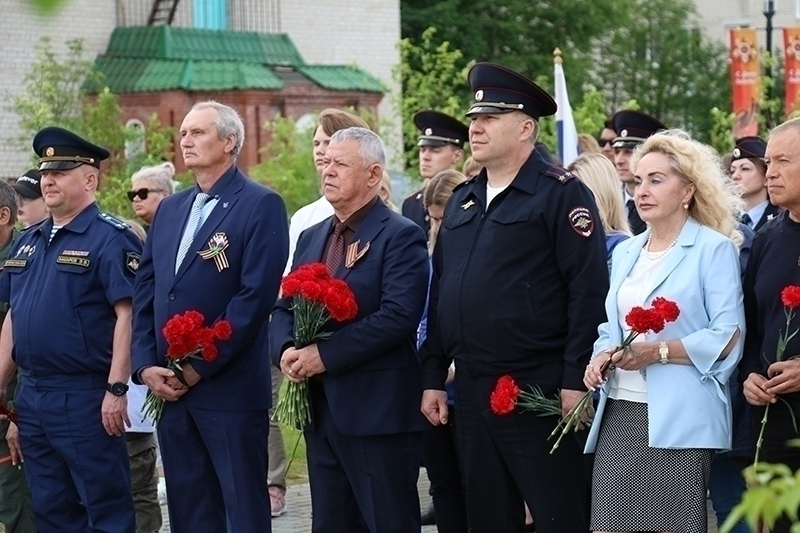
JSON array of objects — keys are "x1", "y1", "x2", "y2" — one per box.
[
  {"x1": 249, "y1": 115, "x2": 319, "y2": 217},
  {"x1": 8, "y1": 37, "x2": 174, "y2": 218},
  {"x1": 585, "y1": 0, "x2": 729, "y2": 140},
  {"x1": 395, "y1": 27, "x2": 471, "y2": 177}
]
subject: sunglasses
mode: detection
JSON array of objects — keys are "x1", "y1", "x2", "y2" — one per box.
[
  {"x1": 597, "y1": 138, "x2": 615, "y2": 147},
  {"x1": 127, "y1": 188, "x2": 164, "y2": 202}
]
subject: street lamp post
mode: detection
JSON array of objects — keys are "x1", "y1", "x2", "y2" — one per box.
[{"x1": 764, "y1": 0, "x2": 776, "y2": 59}]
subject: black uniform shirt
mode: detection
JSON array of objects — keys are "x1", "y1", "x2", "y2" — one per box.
[{"x1": 420, "y1": 150, "x2": 609, "y2": 391}]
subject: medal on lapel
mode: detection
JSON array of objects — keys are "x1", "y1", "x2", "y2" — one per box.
[
  {"x1": 198, "y1": 232, "x2": 230, "y2": 272},
  {"x1": 345, "y1": 240, "x2": 370, "y2": 269}
]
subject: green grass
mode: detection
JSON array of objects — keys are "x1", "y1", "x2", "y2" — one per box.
[{"x1": 277, "y1": 378, "x2": 308, "y2": 485}]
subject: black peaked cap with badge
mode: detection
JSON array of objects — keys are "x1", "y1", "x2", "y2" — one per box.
[
  {"x1": 13, "y1": 169, "x2": 42, "y2": 199},
  {"x1": 732, "y1": 136, "x2": 767, "y2": 161},
  {"x1": 611, "y1": 110, "x2": 666, "y2": 149},
  {"x1": 33, "y1": 126, "x2": 111, "y2": 171},
  {"x1": 414, "y1": 110, "x2": 469, "y2": 148},
  {"x1": 466, "y1": 62, "x2": 557, "y2": 120}
]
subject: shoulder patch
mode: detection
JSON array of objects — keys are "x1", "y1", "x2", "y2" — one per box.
[
  {"x1": 568, "y1": 206, "x2": 594, "y2": 237},
  {"x1": 544, "y1": 166, "x2": 577, "y2": 184},
  {"x1": 97, "y1": 212, "x2": 130, "y2": 230},
  {"x1": 126, "y1": 251, "x2": 141, "y2": 275}
]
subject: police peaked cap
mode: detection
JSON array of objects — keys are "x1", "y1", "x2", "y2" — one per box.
[
  {"x1": 414, "y1": 110, "x2": 469, "y2": 148},
  {"x1": 611, "y1": 110, "x2": 665, "y2": 149},
  {"x1": 732, "y1": 136, "x2": 767, "y2": 161},
  {"x1": 33, "y1": 126, "x2": 111, "y2": 171},
  {"x1": 466, "y1": 62, "x2": 557, "y2": 120}
]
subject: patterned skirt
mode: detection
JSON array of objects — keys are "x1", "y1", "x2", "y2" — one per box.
[{"x1": 590, "y1": 399, "x2": 713, "y2": 533}]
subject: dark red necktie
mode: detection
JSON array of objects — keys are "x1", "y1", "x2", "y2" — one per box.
[{"x1": 326, "y1": 222, "x2": 346, "y2": 275}]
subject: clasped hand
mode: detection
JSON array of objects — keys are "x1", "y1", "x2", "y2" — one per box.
[
  {"x1": 141, "y1": 365, "x2": 194, "y2": 402},
  {"x1": 744, "y1": 358, "x2": 800, "y2": 406},
  {"x1": 281, "y1": 345, "x2": 326, "y2": 383}
]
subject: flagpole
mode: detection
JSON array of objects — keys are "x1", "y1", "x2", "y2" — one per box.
[{"x1": 553, "y1": 48, "x2": 579, "y2": 166}]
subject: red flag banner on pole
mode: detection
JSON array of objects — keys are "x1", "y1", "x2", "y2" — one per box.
[
  {"x1": 730, "y1": 28, "x2": 760, "y2": 137},
  {"x1": 784, "y1": 27, "x2": 800, "y2": 115}
]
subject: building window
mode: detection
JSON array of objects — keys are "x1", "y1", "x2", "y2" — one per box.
[
  {"x1": 194, "y1": 0, "x2": 227, "y2": 30},
  {"x1": 125, "y1": 119, "x2": 146, "y2": 161}
]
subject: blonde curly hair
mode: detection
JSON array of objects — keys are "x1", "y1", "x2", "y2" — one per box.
[{"x1": 631, "y1": 129, "x2": 743, "y2": 246}]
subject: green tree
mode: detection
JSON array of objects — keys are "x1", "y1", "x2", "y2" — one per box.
[
  {"x1": 8, "y1": 37, "x2": 174, "y2": 218},
  {"x1": 585, "y1": 0, "x2": 729, "y2": 140},
  {"x1": 400, "y1": 0, "x2": 634, "y2": 103},
  {"x1": 250, "y1": 115, "x2": 319, "y2": 216},
  {"x1": 708, "y1": 107, "x2": 736, "y2": 155},
  {"x1": 395, "y1": 27, "x2": 471, "y2": 177}
]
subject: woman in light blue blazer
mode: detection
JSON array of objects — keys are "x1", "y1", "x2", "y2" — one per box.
[{"x1": 583, "y1": 130, "x2": 745, "y2": 533}]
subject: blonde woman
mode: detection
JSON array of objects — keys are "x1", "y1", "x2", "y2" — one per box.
[
  {"x1": 568, "y1": 153, "x2": 631, "y2": 271},
  {"x1": 584, "y1": 129, "x2": 745, "y2": 533},
  {"x1": 419, "y1": 169, "x2": 468, "y2": 533},
  {"x1": 577, "y1": 133, "x2": 602, "y2": 155}
]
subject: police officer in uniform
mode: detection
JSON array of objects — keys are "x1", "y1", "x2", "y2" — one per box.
[
  {"x1": 0, "y1": 126, "x2": 140, "y2": 533},
  {"x1": 402, "y1": 111, "x2": 468, "y2": 234},
  {"x1": 420, "y1": 63, "x2": 609, "y2": 533},
  {"x1": 611, "y1": 110, "x2": 666, "y2": 235}
]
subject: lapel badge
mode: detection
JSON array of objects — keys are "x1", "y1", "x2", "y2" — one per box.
[
  {"x1": 345, "y1": 240, "x2": 370, "y2": 269},
  {"x1": 461, "y1": 199, "x2": 475, "y2": 210},
  {"x1": 223, "y1": 202, "x2": 229, "y2": 209},
  {"x1": 767, "y1": 214, "x2": 775, "y2": 221},
  {"x1": 197, "y1": 232, "x2": 230, "y2": 272}
]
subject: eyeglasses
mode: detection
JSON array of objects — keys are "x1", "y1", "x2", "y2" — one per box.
[
  {"x1": 597, "y1": 138, "x2": 615, "y2": 147},
  {"x1": 127, "y1": 188, "x2": 164, "y2": 202}
]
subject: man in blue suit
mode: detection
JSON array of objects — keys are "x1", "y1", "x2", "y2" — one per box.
[
  {"x1": 270, "y1": 127, "x2": 429, "y2": 533},
  {"x1": 132, "y1": 101, "x2": 289, "y2": 533}
]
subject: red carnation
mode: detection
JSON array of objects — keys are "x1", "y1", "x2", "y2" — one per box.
[
  {"x1": 490, "y1": 375, "x2": 521, "y2": 415},
  {"x1": 652, "y1": 297, "x2": 680, "y2": 323},
  {"x1": 213, "y1": 320, "x2": 232, "y2": 340},
  {"x1": 625, "y1": 307, "x2": 665, "y2": 335},
  {"x1": 781, "y1": 285, "x2": 800, "y2": 309}
]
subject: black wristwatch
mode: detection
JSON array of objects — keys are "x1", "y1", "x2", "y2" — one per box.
[{"x1": 106, "y1": 382, "x2": 129, "y2": 396}]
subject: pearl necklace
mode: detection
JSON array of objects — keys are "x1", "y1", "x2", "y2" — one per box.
[{"x1": 644, "y1": 232, "x2": 679, "y2": 260}]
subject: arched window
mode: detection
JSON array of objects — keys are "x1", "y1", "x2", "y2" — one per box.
[{"x1": 125, "y1": 119, "x2": 146, "y2": 161}]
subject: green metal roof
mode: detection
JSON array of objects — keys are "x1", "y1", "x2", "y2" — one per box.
[
  {"x1": 93, "y1": 26, "x2": 384, "y2": 94},
  {"x1": 106, "y1": 26, "x2": 305, "y2": 65},
  {"x1": 297, "y1": 65, "x2": 386, "y2": 93},
  {"x1": 93, "y1": 56, "x2": 284, "y2": 93}
]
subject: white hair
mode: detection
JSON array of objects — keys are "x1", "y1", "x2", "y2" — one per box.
[
  {"x1": 329, "y1": 127, "x2": 386, "y2": 168},
  {"x1": 190, "y1": 100, "x2": 245, "y2": 158}
]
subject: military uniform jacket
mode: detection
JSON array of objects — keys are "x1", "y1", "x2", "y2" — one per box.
[
  {"x1": 419, "y1": 150, "x2": 609, "y2": 391},
  {"x1": 0, "y1": 204, "x2": 141, "y2": 377}
]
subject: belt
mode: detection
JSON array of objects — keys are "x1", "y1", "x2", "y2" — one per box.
[{"x1": 23, "y1": 374, "x2": 107, "y2": 391}]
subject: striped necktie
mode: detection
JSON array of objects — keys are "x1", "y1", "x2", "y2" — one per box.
[{"x1": 175, "y1": 192, "x2": 209, "y2": 272}]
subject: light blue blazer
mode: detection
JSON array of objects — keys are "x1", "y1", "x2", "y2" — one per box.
[{"x1": 585, "y1": 218, "x2": 745, "y2": 452}]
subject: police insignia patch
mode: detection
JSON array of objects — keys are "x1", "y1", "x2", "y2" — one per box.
[
  {"x1": 126, "y1": 252, "x2": 141, "y2": 274},
  {"x1": 568, "y1": 207, "x2": 594, "y2": 237}
]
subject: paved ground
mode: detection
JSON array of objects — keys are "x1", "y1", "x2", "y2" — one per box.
[
  {"x1": 158, "y1": 470, "x2": 436, "y2": 533},
  {"x1": 157, "y1": 471, "x2": 721, "y2": 532}
]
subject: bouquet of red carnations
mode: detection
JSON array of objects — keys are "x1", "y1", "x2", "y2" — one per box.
[
  {"x1": 490, "y1": 297, "x2": 680, "y2": 454},
  {"x1": 141, "y1": 310, "x2": 232, "y2": 422},
  {"x1": 274, "y1": 263, "x2": 358, "y2": 429}
]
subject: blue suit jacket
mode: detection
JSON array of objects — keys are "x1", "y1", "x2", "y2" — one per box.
[
  {"x1": 132, "y1": 166, "x2": 288, "y2": 411},
  {"x1": 585, "y1": 218, "x2": 745, "y2": 451},
  {"x1": 270, "y1": 200, "x2": 429, "y2": 436}
]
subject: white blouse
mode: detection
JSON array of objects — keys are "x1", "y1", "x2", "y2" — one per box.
[{"x1": 608, "y1": 246, "x2": 675, "y2": 403}]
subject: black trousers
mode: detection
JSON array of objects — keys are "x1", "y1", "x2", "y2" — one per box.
[
  {"x1": 454, "y1": 370, "x2": 589, "y2": 533},
  {"x1": 422, "y1": 407, "x2": 468, "y2": 533}
]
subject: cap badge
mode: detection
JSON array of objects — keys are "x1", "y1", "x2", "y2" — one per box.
[
  {"x1": 425, "y1": 128, "x2": 433, "y2": 136},
  {"x1": 620, "y1": 129, "x2": 628, "y2": 138},
  {"x1": 45, "y1": 147, "x2": 55, "y2": 157},
  {"x1": 475, "y1": 90, "x2": 484, "y2": 101},
  {"x1": 733, "y1": 148, "x2": 741, "y2": 158}
]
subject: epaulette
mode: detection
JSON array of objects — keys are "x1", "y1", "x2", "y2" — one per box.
[
  {"x1": 452, "y1": 177, "x2": 476, "y2": 192},
  {"x1": 543, "y1": 166, "x2": 577, "y2": 185},
  {"x1": 97, "y1": 212, "x2": 130, "y2": 230}
]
